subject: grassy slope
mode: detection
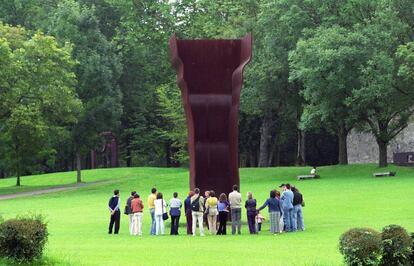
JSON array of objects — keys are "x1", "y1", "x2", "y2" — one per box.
[
  {"x1": 0, "y1": 168, "x2": 183, "y2": 195},
  {"x1": 0, "y1": 164, "x2": 413, "y2": 266}
]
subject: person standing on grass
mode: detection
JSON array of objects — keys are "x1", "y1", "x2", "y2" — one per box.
[
  {"x1": 108, "y1": 189, "x2": 121, "y2": 234},
  {"x1": 205, "y1": 190, "x2": 218, "y2": 235},
  {"x1": 148, "y1": 188, "x2": 157, "y2": 235},
  {"x1": 281, "y1": 184, "x2": 294, "y2": 232},
  {"x1": 276, "y1": 190, "x2": 284, "y2": 231},
  {"x1": 203, "y1": 190, "x2": 210, "y2": 230},
  {"x1": 154, "y1": 192, "x2": 167, "y2": 235},
  {"x1": 255, "y1": 211, "x2": 265, "y2": 232},
  {"x1": 229, "y1": 185, "x2": 242, "y2": 235},
  {"x1": 184, "y1": 191, "x2": 195, "y2": 235},
  {"x1": 191, "y1": 188, "x2": 205, "y2": 236},
  {"x1": 257, "y1": 190, "x2": 282, "y2": 234},
  {"x1": 125, "y1": 191, "x2": 136, "y2": 235},
  {"x1": 217, "y1": 193, "x2": 230, "y2": 235},
  {"x1": 292, "y1": 186, "x2": 305, "y2": 231},
  {"x1": 169, "y1": 192, "x2": 182, "y2": 235},
  {"x1": 131, "y1": 193, "x2": 144, "y2": 236},
  {"x1": 245, "y1": 192, "x2": 257, "y2": 234}
]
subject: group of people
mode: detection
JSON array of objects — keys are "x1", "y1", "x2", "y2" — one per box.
[{"x1": 107, "y1": 184, "x2": 305, "y2": 236}]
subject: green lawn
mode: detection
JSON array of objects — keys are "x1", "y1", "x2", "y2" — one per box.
[{"x1": 0, "y1": 164, "x2": 413, "y2": 265}]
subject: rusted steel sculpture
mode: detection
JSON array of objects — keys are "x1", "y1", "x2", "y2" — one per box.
[
  {"x1": 169, "y1": 33, "x2": 252, "y2": 195},
  {"x1": 90, "y1": 131, "x2": 119, "y2": 169}
]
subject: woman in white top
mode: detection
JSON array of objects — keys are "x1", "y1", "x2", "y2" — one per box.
[{"x1": 154, "y1": 192, "x2": 167, "y2": 235}]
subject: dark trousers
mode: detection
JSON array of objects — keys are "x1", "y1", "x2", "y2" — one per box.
[
  {"x1": 257, "y1": 223, "x2": 262, "y2": 232},
  {"x1": 217, "y1": 211, "x2": 228, "y2": 235},
  {"x1": 247, "y1": 212, "x2": 256, "y2": 234},
  {"x1": 170, "y1": 215, "x2": 180, "y2": 235},
  {"x1": 203, "y1": 213, "x2": 209, "y2": 230},
  {"x1": 186, "y1": 210, "x2": 192, "y2": 235},
  {"x1": 108, "y1": 210, "x2": 120, "y2": 234}
]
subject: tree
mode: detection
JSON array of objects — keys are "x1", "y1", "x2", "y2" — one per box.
[
  {"x1": 114, "y1": 0, "x2": 174, "y2": 166},
  {"x1": 289, "y1": 26, "x2": 369, "y2": 165},
  {"x1": 397, "y1": 41, "x2": 414, "y2": 100},
  {"x1": 349, "y1": 3, "x2": 414, "y2": 167},
  {"x1": 48, "y1": 0, "x2": 122, "y2": 181},
  {"x1": 241, "y1": 0, "x2": 322, "y2": 167},
  {"x1": 0, "y1": 24, "x2": 81, "y2": 185},
  {"x1": 155, "y1": 83, "x2": 188, "y2": 165}
]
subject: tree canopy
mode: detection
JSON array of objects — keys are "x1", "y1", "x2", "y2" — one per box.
[{"x1": 0, "y1": 0, "x2": 413, "y2": 181}]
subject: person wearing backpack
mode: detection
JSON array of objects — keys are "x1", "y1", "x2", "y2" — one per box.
[
  {"x1": 125, "y1": 191, "x2": 136, "y2": 235},
  {"x1": 190, "y1": 188, "x2": 205, "y2": 236}
]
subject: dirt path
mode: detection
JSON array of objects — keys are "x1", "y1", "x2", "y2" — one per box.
[{"x1": 0, "y1": 179, "x2": 119, "y2": 201}]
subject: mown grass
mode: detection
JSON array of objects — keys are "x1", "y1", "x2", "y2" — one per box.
[{"x1": 0, "y1": 164, "x2": 413, "y2": 265}]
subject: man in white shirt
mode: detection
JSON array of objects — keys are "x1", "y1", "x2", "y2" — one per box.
[
  {"x1": 228, "y1": 185, "x2": 242, "y2": 235},
  {"x1": 310, "y1": 166, "x2": 316, "y2": 175}
]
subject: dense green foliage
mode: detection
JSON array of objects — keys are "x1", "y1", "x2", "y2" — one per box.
[
  {"x1": 1, "y1": 0, "x2": 414, "y2": 180},
  {"x1": 411, "y1": 233, "x2": 414, "y2": 265},
  {"x1": 339, "y1": 228, "x2": 382, "y2": 266},
  {"x1": 0, "y1": 165, "x2": 413, "y2": 265},
  {"x1": 0, "y1": 23, "x2": 81, "y2": 185},
  {"x1": 380, "y1": 224, "x2": 412, "y2": 266},
  {"x1": 0, "y1": 215, "x2": 48, "y2": 263}
]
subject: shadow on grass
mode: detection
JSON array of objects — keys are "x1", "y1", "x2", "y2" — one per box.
[{"x1": 0, "y1": 256, "x2": 71, "y2": 266}]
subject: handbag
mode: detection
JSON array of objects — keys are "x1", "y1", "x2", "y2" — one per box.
[
  {"x1": 162, "y1": 200, "x2": 169, "y2": 220},
  {"x1": 124, "y1": 205, "x2": 129, "y2": 215}
]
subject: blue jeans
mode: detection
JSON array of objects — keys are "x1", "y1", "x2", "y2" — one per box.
[
  {"x1": 283, "y1": 208, "x2": 294, "y2": 232},
  {"x1": 150, "y1": 208, "x2": 156, "y2": 235},
  {"x1": 293, "y1": 205, "x2": 305, "y2": 231},
  {"x1": 231, "y1": 208, "x2": 241, "y2": 235}
]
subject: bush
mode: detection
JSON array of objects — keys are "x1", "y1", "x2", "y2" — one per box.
[
  {"x1": 411, "y1": 233, "x2": 414, "y2": 265},
  {"x1": 0, "y1": 215, "x2": 48, "y2": 263},
  {"x1": 339, "y1": 227, "x2": 382, "y2": 266},
  {"x1": 380, "y1": 224, "x2": 412, "y2": 266}
]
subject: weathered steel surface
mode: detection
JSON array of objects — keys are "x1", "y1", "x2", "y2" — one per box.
[{"x1": 170, "y1": 34, "x2": 252, "y2": 195}]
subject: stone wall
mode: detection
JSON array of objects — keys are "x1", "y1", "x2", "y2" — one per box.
[{"x1": 347, "y1": 123, "x2": 414, "y2": 164}]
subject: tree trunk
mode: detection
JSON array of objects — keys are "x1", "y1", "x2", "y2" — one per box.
[
  {"x1": 76, "y1": 152, "x2": 82, "y2": 183},
  {"x1": 15, "y1": 151, "x2": 21, "y2": 186},
  {"x1": 378, "y1": 140, "x2": 388, "y2": 167},
  {"x1": 267, "y1": 139, "x2": 278, "y2": 166},
  {"x1": 258, "y1": 116, "x2": 272, "y2": 167},
  {"x1": 126, "y1": 146, "x2": 132, "y2": 167},
  {"x1": 16, "y1": 164, "x2": 21, "y2": 186},
  {"x1": 0, "y1": 170, "x2": 4, "y2": 179},
  {"x1": 274, "y1": 144, "x2": 281, "y2": 166},
  {"x1": 295, "y1": 129, "x2": 306, "y2": 166},
  {"x1": 249, "y1": 149, "x2": 256, "y2": 167},
  {"x1": 165, "y1": 142, "x2": 172, "y2": 167},
  {"x1": 338, "y1": 125, "x2": 348, "y2": 165}
]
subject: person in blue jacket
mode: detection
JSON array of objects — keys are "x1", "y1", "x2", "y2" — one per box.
[
  {"x1": 108, "y1": 189, "x2": 121, "y2": 234},
  {"x1": 280, "y1": 184, "x2": 294, "y2": 232},
  {"x1": 257, "y1": 190, "x2": 282, "y2": 234}
]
